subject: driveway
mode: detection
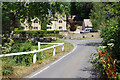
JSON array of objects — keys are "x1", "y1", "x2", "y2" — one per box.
[{"x1": 25, "y1": 38, "x2": 103, "y2": 78}]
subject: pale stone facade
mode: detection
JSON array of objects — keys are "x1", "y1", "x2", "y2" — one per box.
[
  {"x1": 21, "y1": 17, "x2": 41, "y2": 30},
  {"x1": 82, "y1": 19, "x2": 92, "y2": 29},
  {"x1": 21, "y1": 14, "x2": 67, "y2": 31},
  {"x1": 47, "y1": 15, "x2": 66, "y2": 31}
]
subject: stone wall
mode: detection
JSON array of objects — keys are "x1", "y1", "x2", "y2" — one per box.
[{"x1": 65, "y1": 32, "x2": 100, "y2": 39}]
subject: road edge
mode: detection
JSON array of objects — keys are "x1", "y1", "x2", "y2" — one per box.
[{"x1": 24, "y1": 41, "x2": 77, "y2": 78}]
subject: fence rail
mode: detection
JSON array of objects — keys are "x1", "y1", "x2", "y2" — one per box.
[{"x1": 0, "y1": 42, "x2": 64, "y2": 63}]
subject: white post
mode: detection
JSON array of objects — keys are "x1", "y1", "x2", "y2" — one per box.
[
  {"x1": 38, "y1": 42, "x2": 40, "y2": 50},
  {"x1": 62, "y1": 43, "x2": 64, "y2": 51},
  {"x1": 33, "y1": 49, "x2": 37, "y2": 64},
  {"x1": 53, "y1": 45, "x2": 56, "y2": 56}
]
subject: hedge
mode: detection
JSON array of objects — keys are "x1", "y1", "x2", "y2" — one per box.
[
  {"x1": 13, "y1": 30, "x2": 63, "y2": 40},
  {"x1": 14, "y1": 30, "x2": 59, "y2": 35}
]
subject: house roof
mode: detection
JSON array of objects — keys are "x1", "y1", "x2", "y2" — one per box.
[
  {"x1": 47, "y1": 14, "x2": 66, "y2": 21},
  {"x1": 84, "y1": 19, "x2": 92, "y2": 27}
]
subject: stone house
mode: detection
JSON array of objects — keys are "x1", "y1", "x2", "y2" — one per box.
[
  {"x1": 82, "y1": 19, "x2": 92, "y2": 29},
  {"x1": 21, "y1": 17, "x2": 41, "y2": 30},
  {"x1": 20, "y1": 14, "x2": 67, "y2": 31}
]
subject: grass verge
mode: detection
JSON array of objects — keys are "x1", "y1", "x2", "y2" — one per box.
[{"x1": 2, "y1": 39, "x2": 74, "y2": 78}]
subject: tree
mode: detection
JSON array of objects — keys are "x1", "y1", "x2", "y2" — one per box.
[
  {"x1": 70, "y1": 2, "x2": 93, "y2": 21},
  {"x1": 70, "y1": 2, "x2": 77, "y2": 15},
  {"x1": 2, "y1": 2, "x2": 69, "y2": 34},
  {"x1": 89, "y1": 2, "x2": 120, "y2": 59},
  {"x1": 89, "y1": 2, "x2": 106, "y2": 30},
  {"x1": 76, "y1": 2, "x2": 92, "y2": 20},
  {"x1": 2, "y1": 2, "x2": 26, "y2": 33}
]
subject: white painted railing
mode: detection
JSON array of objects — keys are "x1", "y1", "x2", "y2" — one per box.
[{"x1": 0, "y1": 42, "x2": 64, "y2": 64}]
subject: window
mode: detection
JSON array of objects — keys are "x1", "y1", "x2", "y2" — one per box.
[
  {"x1": 21, "y1": 27, "x2": 25, "y2": 30},
  {"x1": 34, "y1": 27, "x2": 38, "y2": 30},
  {"x1": 59, "y1": 26, "x2": 62, "y2": 29},
  {"x1": 59, "y1": 20, "x2": 62, "y2": 23},
  {"x1": 85, "y1": 29, "x2": 89, "y2": 31},
  {"x1": 47, "y1": 27, "x2": 52, "y2": 29},
  {"x1": 34, "y1": 19, "x2": 38, "y2": 23},
  {"x1": 48, "y1": 23, "x2": 51, "y2": 25}
]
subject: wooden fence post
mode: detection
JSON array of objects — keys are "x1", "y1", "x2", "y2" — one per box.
[
  {"x1": 62, "y1": 43, "x2": 64, "y2": 51},
  {"x1": 33, "y1": 49, "x2": 37, "y2": 64},
  {"x1": 38, "y1": 42, "x2": 40, "y2": 50},
  {"x1": 53, "y1": 45, "x2": 56, "y2": 56}
]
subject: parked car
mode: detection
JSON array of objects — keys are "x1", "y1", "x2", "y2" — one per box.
[
  {"x1": 80, "y1": 28, "x2": 91, "y2": 33},
  {"x1": 90, "y1": 29, "x2": 98, "y2": 32},
  {"x1": 80, "y1": 28, "x2": 97, "y2": 33}
]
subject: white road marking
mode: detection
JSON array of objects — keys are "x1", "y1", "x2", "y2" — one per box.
[
  {"x1": 29, "y1": 44, "x2": 77, "y2": 78},
  {"x1": 29, "y1": 66, "x2": 50, "y2": 78}
]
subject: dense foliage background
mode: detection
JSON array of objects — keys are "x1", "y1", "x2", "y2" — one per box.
[
  {"x1": 90, "y1": 2, "x2": 120, "y2": 78},
  {"x1": 90, "y1": 2, "x2": 120, "y2": 59}
]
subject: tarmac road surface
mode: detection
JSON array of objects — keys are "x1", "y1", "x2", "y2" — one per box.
[{"x1": 25, "y1": 38, "x2": 103, "y2": 78}]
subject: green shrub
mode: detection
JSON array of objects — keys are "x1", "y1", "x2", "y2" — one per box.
[
  {"x1": 14, "y1": 30, "x2": 59, "y2": 38},
  {"x1": 44, "y1": 34, "x2": 63, "y2": 38},
  {"x1": 74, "y1": 25, "x2": 77, "y2": 30},
  {"x1": 14, "y1": 30, "x2": 59, "y2": 34},
  {"x1": 10, "y1": 41, "x2": 34, "y2": 66},
  {"x1": 2, "y1": 59, "x2": 13, "y2": 75},
  {"x1": 56, "y1": 34, "x2": 63, "y2": 39},
  {"x1": 14, "y1": 28, "x2": 18, "y2": 31},
  {"x1": 2, "y1": 37, "x2": 14, "y2": 54}
]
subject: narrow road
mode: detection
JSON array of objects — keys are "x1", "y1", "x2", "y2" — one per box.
[{"x1": 25, "y1": 38, "x2": 102, "y2": 78}]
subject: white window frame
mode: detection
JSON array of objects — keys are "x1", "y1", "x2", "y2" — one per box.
[
  {"x1": 59, "y1": 20, "x2": 62, "y2": 23},
  {"x1": 33, "y1": 27, "x2": 38, "y2": 30},
  {"x1": 59, "y1": 26, "x2": 62, "y2": 29},
  {"x1": 47, "y1": 27, "x2": 52, "y2": 29}
]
